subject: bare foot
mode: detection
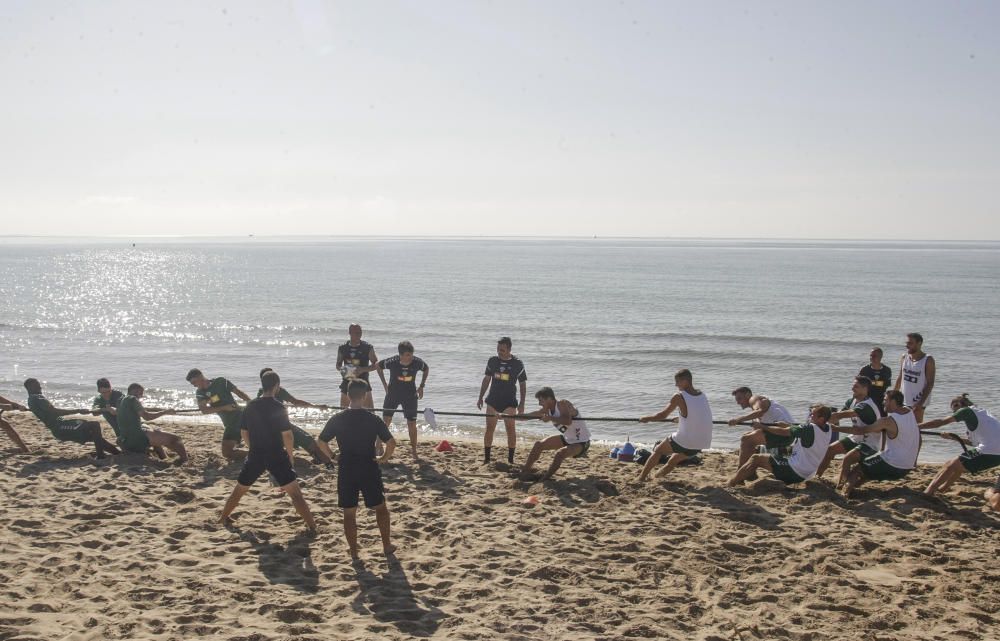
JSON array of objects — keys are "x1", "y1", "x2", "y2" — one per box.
[
  {"x1": 220, "y1": 513, "x2": 238, "y2": 526},
  {"x1": 384, "y1": 544, "x2": 397, "y2": 556},
  {"x1": 349, "y1": 547, "x2": 360, "y2": 561}
]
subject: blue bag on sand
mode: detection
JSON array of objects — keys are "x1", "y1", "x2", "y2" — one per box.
[
  {"x1": 618, "y1": 440, "x2": 636, "y2": 462},
  {"x1": 609, "y1": 447, "x2": 621, "y2": 459}
]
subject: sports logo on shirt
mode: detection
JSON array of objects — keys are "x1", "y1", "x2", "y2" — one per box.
[{"x1": 399, "y1": 375, "x2": 414, "y2": 382}]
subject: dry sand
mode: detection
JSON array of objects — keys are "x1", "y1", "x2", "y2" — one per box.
[{"x1": 2, "y1": 413, "x2": 999, "y2": 641}]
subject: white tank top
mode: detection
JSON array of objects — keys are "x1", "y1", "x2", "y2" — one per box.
[
  {"x1": 759, "y1": 398, "x2": 793, "y2": 424},
  {"x1": 788, "y1": 422, "x2": 832, "y2": 480},
  {"x1": 849, "y1": 397, "x2": 883, "y2": 451},
  {"x1": 550, "y1": 405, "x2": 590, "y2": 444},
  {"x1": 968, "y1": 407, "x2": 1000, "y2": 455},
  {"x1": 673, "y1": 390, "x2": 713, "y2": 451},
  {"x1": 882, "y1": 410, "x2": 920, "y2": 470},
  {"x1": 900, "y1": 354, "x2": 930, "y2": 406}
]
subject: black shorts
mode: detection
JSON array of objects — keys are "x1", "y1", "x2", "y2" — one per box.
[
  {"x1": 668, "y1": 437, "x2": 701, "y2": 457},
  {"x1": 339, "y1": 377, "x2": 371, "y2": 394},
  {"x1": 238, "y1": 451, "x2": 297, "y2": 487},
  {"x1": 486, "y1": 395, "x2": 518, "y2": 413},
  {"x1": 383, "y1": 390, "x2": 418, "y2": 421},
  {"x1": 338, "y1": 464, "x2": 385, "y2": 509}
]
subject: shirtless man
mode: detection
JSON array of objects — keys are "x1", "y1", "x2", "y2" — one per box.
[
  {"x1": 635, "y1": 369, "x2": 713, "y2": 482},
  {"x1": 728, "y1": 387, "x2": 795, "y2": 470},
  {"x1": 115, "y1": 383, "x2": 188, "y2": 462},
  {"x1": 894, "y1": 333, "x2": 935, "y2": 422},
  {"x1": 518, "y1": 387, "x2": 591, "y2": 481},
  {"x1": 186, "y1": 368, "x2": 251, "y2": 460}
]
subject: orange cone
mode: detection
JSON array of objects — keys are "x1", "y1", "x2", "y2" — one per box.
[
  {"x1": 522, "y1": 495, "x2": 540, "y2": 505},
  {"x1": 435, "y1": 440, "x2": 454, "y2": 453}
]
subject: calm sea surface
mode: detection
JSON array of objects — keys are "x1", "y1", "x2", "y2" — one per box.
[{"x1": 2, "y1": 237, "x2": 999, "y2": 463}]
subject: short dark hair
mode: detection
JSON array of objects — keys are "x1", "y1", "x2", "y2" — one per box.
[
  {"x1": 907, "y1": 332, "x2": 924, "y2": 344},
  {"x1": 952, "y1": 393, "x2": 974, "y2": 408},
  {"x1": 534, "y1": 386, "x2": 556, "y2": 401},
  {"x1": 185, "y1": 368, "x2": 203, "y2": 382},
  {"x1": 258, "y1": 367, "x2": 273, "y2": 380},
  {"x1": 885, "y1": 390, "x2": 905, "y2": 406},
  {"x1": 347, "y1": 378, "x2": 369, "y2": 401},
  {"x1": 674, "y1": 368, "x2": 692, "y2": 383},
  {"x1": 871, "y1": 347, "x2": 883, "y2": 357},
  {"x1": 96, "y1": 378, "x2": 111, "y2": 389},
  {"x1": 260, "y1": 370, "x2": 280, "y2": 391},
  {"x1": 127, "y1": 383, "x2": 143, "y2": 395},
  {"x1": 731, "y1": 386, "x2": 752, "y2": 397},
  {"x1": 497, "y1": 336, "x2": 512, "y2": 349},
  {"x1": 398, "y1": 340, "x2": 414, "y2": 355},
  {"x1": 23, "y1": 378, "x2": 40, "y2": 394},
  {"x1": 811, "y1": 404, "x2": 833, "y2": 421},
  {"x1": 854, "y1": 376, "x2": 872, "y2": 390}
]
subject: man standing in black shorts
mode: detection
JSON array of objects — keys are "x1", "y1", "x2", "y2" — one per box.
[
  {"x1": 859, "y1": 347, "x2": 892, "y2": 414},
  {"x1": 319, "y1": 379, "x2": 397, "y2": 560},
  {"x1": 477, "y1": 337, "x2": 527, "y2": 464},
  {"x1": 336, "y1": 323, "x2": 378, "y2": 410},
  {"x1": 359, "y1": 341, "x2": 428, "y2": 461},
  {"x1": 219, "y1": 371, "x2": 316, "y2": 533}
]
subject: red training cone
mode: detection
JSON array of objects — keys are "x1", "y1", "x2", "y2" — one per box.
[{"x1": 435, "y1": 440, "x2": 454, "y2": 453}]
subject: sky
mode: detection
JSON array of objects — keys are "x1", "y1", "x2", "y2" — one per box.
[{"x1": 0, "y1": 1, "x2": 997, "y2": 239}]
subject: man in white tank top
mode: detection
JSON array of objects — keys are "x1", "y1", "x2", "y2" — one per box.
[
  {"x1": 634, "y1": 369, "x2": 713, "y2": 483},
  {"x1": 838, "y1": 390, "x2": 920, "y2": 498},
  {"x1": 815, "y1": 376, "x2": 883, "y2": 483},
  {"x1": 893, "y1": 332, "x2": 936, "y2": 422},
  {"x1": 727, "y1": 387, "x2": 796, "y2": 472},
  {"x1": 517, "y1": 387, "x2": 591, "y2": 482},
  {"x1": 728, "y1": 405, "x2": 832, "y2": 487},
  {"x1": 920, "y1": 394, "x2": 1000, "y2": 496}
]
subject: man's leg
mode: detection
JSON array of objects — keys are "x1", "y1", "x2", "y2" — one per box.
[
  {"x1": 519, "y1": 435, "x2": 563, "y2": 480},
  {"x1": 283, "y1": 481, "x2": 316, "y2": 532},
  {"x1": 363, "y1": 391, "x2": 374, "y2": 410},
  {"x1": 0, "y1": 416, "x2": 28, "y2": 453},
  {"x1": 913, "y1": 406, "x2": 926, "y2": 423},
  {"x1": 220, "y1": 484, "x2": 250, "y2": 524},
  {"x1": 340, "y1": 392, "x2": 350, "y2": 410},
  {"x1": 654, "y1": 452, "x2": 691, "y2": 479},
  {"x1": 817, "y1": 441, "x2": 846, "y2": 478},
  {"x1": 738, "y1": 428, "x2": 766, "y2": 469},
  {"x1": 407, "y1": 419, "x2": 419, "y2": 460},
  {"x1": 502, "y1": 411, "x2": 518, "y2": 463},
  {"x1": 483, "y1": 408, "x2": 499, "y2": 462},
  {"x1": 837, "y1": 448, "x2": 864, "y2": 489},
  {"x1": 146, "y1": 429, "x2": 188, "y2": 463},
  {"x1": 374, "y1": 502, "x2": 395, "y2": 554},
  {"x1": 729, "y1": 453, "x2": 771, "y2": 486},
  {"x1": 86, "y1": 422, "x2": 120, "y2": 457},
  {"x1": 343, "y1": 507, "x2": 359, "y2": 559},
  {"x1": 221, "y1": 439, "x2": 239, "y2": 461},
  {"x1": 926, "y1": 458, "x2": 965, "y2": 495},
  {"x1": 637, "y1": 440, "x2": 675, "y2": 483},
  {"x1": 542, "y1": 443, "x2": 583, "y2": 480},
  {"x1": 843, "y1": 466, "x2": 867, "y2": 498}
]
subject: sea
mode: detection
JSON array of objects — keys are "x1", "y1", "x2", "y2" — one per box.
[{"x1": 2, "y1": 237, "x2": 999, "y2": 464}]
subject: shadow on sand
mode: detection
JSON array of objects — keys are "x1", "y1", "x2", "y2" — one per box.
[{"x1": 351, "y1": 556, "x2": 445, "y2": 637}]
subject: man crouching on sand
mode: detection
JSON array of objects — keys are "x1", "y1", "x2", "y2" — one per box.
[
  {"x1": 517, "y1": 387, "x2": 591, "y2": 482},
  {"x1": 319, "y1": 379, "x2": 397, "y2": 560},
  {"x1": 729, "y1": 405, "x2": 832, "y2": 487},
  {"x1": 220, "y1": 371, "x2": 316, "y2": 533}
]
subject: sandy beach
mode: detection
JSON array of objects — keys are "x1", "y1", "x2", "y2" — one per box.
[{"x1": 2, "y1": 413, "x2": 999, "y2": 641}]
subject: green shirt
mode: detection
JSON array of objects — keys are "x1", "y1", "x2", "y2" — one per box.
[
  {"x1": 116, "y1": 395, "x2": 146, "y2": 447},
  {"x1": 27, "y1": 393, "x2": 62, "y2": 432},
  {"x1": 92, "y1": 390, "x2": 124, "y2": 436},
  {"x1": 196, "y1": 377, "x2": 243, "y2": 430},
  {"x1": 257, "y1": 387, "x2": 295, "y2": 404},
  {"x1": 789, "y1": 423, "x2": 815, "y2": 448},
  {"x1": 843, "y1": 397, "x2": 879, "y2": 425},
  {"x1": 953, "y1": 407, "x2": 979, "y2": 430}
]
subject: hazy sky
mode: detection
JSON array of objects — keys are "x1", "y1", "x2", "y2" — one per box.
[{"x1": 1, "y1": 1, "x2": 997, "y2": 238}]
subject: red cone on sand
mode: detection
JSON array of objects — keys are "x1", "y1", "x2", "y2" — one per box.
[
  {"x1": 522, "y1": 495, "x2": 540, "y2": 505},
  {"x1": 435, "y1": 440, "x2": 454, "y2": 452}
]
